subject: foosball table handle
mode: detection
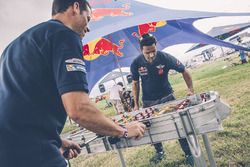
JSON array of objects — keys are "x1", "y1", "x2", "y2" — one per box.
[
  {"x1": 141, "y1": 120, "x2": 151, "y2": 128},
  {"x1": 108, "y1": 136, "x2": 121, "y2": 144},
  {"x1": 79, "y1": 134, "x2": 104, "y2": 148}
]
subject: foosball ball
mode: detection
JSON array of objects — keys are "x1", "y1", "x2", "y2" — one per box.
[{"x1": 65, "y1": 91, "x2": 231, "y2": 167}]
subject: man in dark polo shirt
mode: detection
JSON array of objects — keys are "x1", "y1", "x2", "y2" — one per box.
[
  {"x1": 130, "y1": 33, "x2": 194, "y2": 166},
  {"x1": 0, "y1": 1, "x2": 145, "y2": 167}
]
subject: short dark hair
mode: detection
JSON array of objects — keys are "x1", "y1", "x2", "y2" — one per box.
[
  {"x1": 52, "y1": 0, "x2": 91, "y2": 16},
  {"x1": 139, "y1": 33, "x2": 157, "y2": 50}
]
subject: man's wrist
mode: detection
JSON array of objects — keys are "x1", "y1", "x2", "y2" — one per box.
[
  {"x1": 61, "y1": 138, "x2": 67, "y2": 146},
  {"x1": 119, "y1": 125, "x2": 128, "y2": 138}
]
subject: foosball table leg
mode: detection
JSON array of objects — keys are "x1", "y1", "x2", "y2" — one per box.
[
  {"x1": 116, "y1": 148, "x2": 127, "y2": 167},
  {"x1": 202, "y1": 134, "x2": 217, "y2": 167},
  {"x1": 108, "y1": 137, "x2": 127, "y2": 167},
  {"x1": 102, "y1": 137, "x2": 111, "y2": 151},
  {"x1": 86, "y1": 143, "x2": 91, "y2": 154},
  {"x1": 179, "y1": 110, "x2": 207, "y2": 167}
]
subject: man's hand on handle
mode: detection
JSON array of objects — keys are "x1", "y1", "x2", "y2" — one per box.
[
  {"x1": 60, "y1": 139, "x2": 81, "y2": 160},
  {"x1": 125, "y1": 121, "x2": 146, "y2": 140}
]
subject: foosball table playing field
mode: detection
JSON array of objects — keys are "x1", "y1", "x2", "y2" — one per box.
[{"x1": 65, "y1": 91, "x2": 231, "y2": 167}]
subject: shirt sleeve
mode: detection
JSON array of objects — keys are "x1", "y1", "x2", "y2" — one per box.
[
  {"x1": 163, "y1": 52, "x2": 185, "y2": 73},
  {"x1": 52, "y1": 30, "x2": 89, "y2": 95},
  {"x1": 130, "y1": 59, "x2": 140, "y2": 81}
]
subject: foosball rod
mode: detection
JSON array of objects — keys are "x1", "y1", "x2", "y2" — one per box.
[{"x1": 79, "y1": 135, "x2": 101, "y2": 148}]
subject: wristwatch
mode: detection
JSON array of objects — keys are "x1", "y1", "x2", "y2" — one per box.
[{"x1": 120, "y1": 125, "x2": 128, "y2": 138}]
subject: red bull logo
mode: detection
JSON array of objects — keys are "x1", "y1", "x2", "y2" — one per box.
[
  {"x1": 92, "y1": 4, "x2": 133, "y2": 21},
  {"x1": 83, "y1": 38, "x2": 125, "y2": 61},
  {"x1": 132, "y1": 21, "x2": 167, "y2": 38}
]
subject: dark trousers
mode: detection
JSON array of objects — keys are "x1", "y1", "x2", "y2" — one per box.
[
  {"x1": 143, "y1": 94, "x2": 192, "y2": 156},
  {"x1": 241, "y1": 59, "x2": 247, "y2": 64}
]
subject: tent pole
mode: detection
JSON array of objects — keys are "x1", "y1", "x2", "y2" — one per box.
[
  {"x1": 115, "y1": 56, "x2": 127, "y2": 89},
  {"x1": 109, "y1": 35, "x2": 127, "y2": 89}
]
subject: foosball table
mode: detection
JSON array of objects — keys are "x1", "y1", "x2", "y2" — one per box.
[{"x1": 65, "y1": 91, "x2": 231, "y2": 167}]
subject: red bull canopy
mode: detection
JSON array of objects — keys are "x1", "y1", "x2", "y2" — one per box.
[
  {"x1": 84, "y1": 0, "x2": 250, "y2": 44},
  {"x1": 84, "y1": 18, "x2": 250, "y2": 91},
  {"x1": 84, "y1": 0, "x2": 250, "y2": 92}
]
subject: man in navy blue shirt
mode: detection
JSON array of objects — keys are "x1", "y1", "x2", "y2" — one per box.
[
  {"x1": 130, "y1": 33, "x2": 194, "y2": 166},
  {"x1": 0, "y1": 0, "x2": 145, "y2": 167}
]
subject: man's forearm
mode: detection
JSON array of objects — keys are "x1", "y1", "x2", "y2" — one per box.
[
  {"x1": 73, "y1": 103, "x2": 124, "y2": 137},
  {"x1": 62, "y1": 93, "x2": 125, "y2": 137},
  {"x1": 182, "y1": 70, "x2": 194, "y2": 92},
  {"x1": 132, "y1": 81, "x2": 140, "y2": 107}
]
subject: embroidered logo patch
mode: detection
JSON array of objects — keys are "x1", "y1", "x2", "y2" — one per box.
[
  {"x1": 138, "y1": 66, "x2": 148, "y2": 76},
  {"x1": 66, "y1": 64, "x2": 86, "y2": 73},
  {"x1": 65, "y1": 58, "x2": 85, "y2": 65},
  {"x1": 156, "y1": 64, "x2": 165, "y2": 69},
  {"x1": 156, "y1": 64, "x2": 165, "y2": 75}
]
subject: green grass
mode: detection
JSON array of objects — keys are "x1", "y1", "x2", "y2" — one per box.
[
  {"x1": 94, "y1": 100, "x2": 116, "y2": 117},
  {"x1": 61, "y1": 118, "x2": 78, "y2": 134},
  {"x1": 64, "y1": 57, "x2": 250, "y2": 167}
]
